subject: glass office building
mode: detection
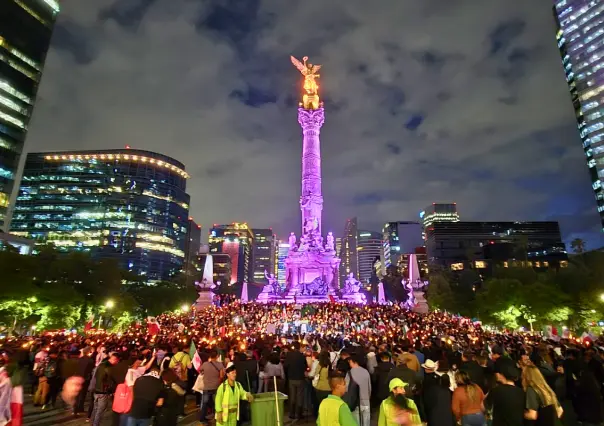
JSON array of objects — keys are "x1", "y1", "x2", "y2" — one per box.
[
  {"x1": 554, "y1": 0, "x2": 604, "y2": 229},
  {"x1": 208, "y1": 223, "x2": 254, "y2": 284},
  {"x1": 10, "y1": 149, "x2": 190, "y2": 281},
  {"x1": 357, "y1": 230, "x2": 381, "y2": 283},
  {"x1": 0, "y1": 0, "x2": 60, "y2": 228}
]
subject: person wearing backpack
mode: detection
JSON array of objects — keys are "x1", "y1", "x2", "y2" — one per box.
[{"x1": 168, "y1": 345, "x2": 191, "y2": 418}]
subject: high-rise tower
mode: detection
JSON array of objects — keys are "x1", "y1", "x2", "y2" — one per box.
[
  {"x1": 0, "y1": 1, "x2": 60, "y2": 228},
  {"x1": 553, "y1": 1, "x2": 604, "y2": 229}
]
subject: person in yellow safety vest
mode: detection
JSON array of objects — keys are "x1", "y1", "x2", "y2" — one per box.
[
  {"x1": 215, "y1": 365, "x2": 254, "y2": 426},
  {"x1": 378, "y1": 378, "x2": 422, "y2": 426},
  {"x1": 317, "y1": 375, "x2": 358, "y2": 426}
]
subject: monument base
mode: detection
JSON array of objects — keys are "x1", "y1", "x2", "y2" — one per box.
[
  {"x1": 412, "y1": 290, "x2": 429, "y2": 314},
  {"x1": 285, "y1": 248, "x2": 340, "y2": 297},
  {"x1": 194, "y1": 290, "x2": 214, "y2": 309}
]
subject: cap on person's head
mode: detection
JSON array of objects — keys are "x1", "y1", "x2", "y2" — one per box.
[
  {"x1": 389, "y1": 378, "x2": 408, "y2": 392},
  {"x1": 496, "y1": 358, "x2": 520, "y2": 381},
  {"x1": 225, "y1": 364, "x2": 236, "y2": 374}
]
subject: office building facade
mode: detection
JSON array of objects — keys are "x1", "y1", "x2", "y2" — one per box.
[
  {"x1": 425, "y1": 221, "x2": 567, "y2": 272},
  {"x1": 251, "y1": 228, "x2": 275, "y2": 284},
  {"x1": 197, "y1": 252, "x2": 231, "y2": 285},
  {"x1": 339, "y1": 217, "x2": 359, "y2": 283},
  {"x1": 420, "y1": 203, "x2": 460, "y2": 234},
  {"x1": 381, "y1": 221, "x2": 423, "y2": 273},
  {"x1": 184, "y1": 218, "x2": 201, "y2": 278},
  {"x1": 553, "y1": 1, "x2": 604, "y2": 229},
  {"x1": 0, "y1": 0, "x2": 60, "y2": 228},
  {"x1": 357, "y1": 230, "x2": 381, "y2": 283},
  {"x1": 209, "y1": 222, "x2": 254, "y2": 284},
  {"x1": 10, "y1": 149, "x2": 190, "y2": 280}
]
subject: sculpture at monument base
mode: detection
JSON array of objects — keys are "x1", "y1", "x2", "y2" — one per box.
[
  {"x1": 195, "y1": 278, "x2": 216, "y2": 309},
  {"x1": 194, "y1": 254, "x2": 217, "y2": 309}
]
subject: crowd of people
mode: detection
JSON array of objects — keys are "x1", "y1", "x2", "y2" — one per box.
[{"x1": 0, "y1": 301, "x2": 603, "y2": 426}]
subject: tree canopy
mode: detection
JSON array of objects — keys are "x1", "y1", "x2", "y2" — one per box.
[
  {"x1": 426, "y1": 251, "x2": 604, "y2": 332},
  {"x1": 0, "y1": 246, "x2": 197, "y2": 332}
]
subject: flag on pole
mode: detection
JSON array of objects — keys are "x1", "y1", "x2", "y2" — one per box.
[
  {"x1": 189, "y1": 341, "x2": 202, "y2": 372},
  {"x1": 84, "y1": 314, "x2": 95, "y2": 332}
]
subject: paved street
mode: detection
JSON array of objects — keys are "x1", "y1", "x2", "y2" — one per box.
[{"x1": 21, "y1": 394, "x2": 335, "y2": 426}]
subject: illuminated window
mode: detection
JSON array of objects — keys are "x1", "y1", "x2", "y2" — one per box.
[
  {"x1": 0, "y1": 137, "x2": 16, "y2": 152},
  {"x1": 0, "y1": 192, "x2": 9, "y2": 207},
  {"x1": 560, "y1": 261, "x2": 569, "y2": 268},
  {"x1": 543, "y1": 261, "x2": 550, "y2": 267},
  {"x1": 450, "y1": 262, "x2": 464, "y2": 271},
  {"x1": 0, "y1": 167, "x2": 13, "y2": 179},
  {"x1": 0, "y1": 52, "x2": 38, "y2": 81},
  {"x1": 0, "y1": 111, "x2": 25, "y2": 128},
  {"x1": 0, "y1": 94, "x2": 29, "y2": 116},
  {"x1": 0, "y1": 81, "x2": 32, "y2": 104},
  {"x1": 12, "y1": 0, "x2": 49, "y2": 25},
  {"x1": 475, "y1": 260, "x2": 487, "y2": 269}
]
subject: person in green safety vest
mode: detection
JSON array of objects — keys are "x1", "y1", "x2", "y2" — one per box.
[
  {"x1": 378, "y1": 378, "x2": 422, "y2": 426},
  {"x1": 214, "y1": 364, "x2": 254, "y2": 426},
  {"x1": 317, "y1": 375, "x2": 358, "y2": 426}
]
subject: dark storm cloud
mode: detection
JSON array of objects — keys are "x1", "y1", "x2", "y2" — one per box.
[
  {"x1": 26, "y1": 0, "x2": 604, "y2": 248},
  {"x1": 98, "y1": 0, "x2": 157, "y2": 29},
  {"x1": 489, "y1": 19, "x2": 526, "y2": 55}
]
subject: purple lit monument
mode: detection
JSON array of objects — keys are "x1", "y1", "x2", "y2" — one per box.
[
  {"x1": 256, "y1": 56, "x2": 364, "y2": 303},
  {"x1": 281, "y1": 55, "x2": 341, "y2": 302}
]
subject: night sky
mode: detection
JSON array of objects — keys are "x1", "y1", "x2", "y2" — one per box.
[{"x1": 26, "y1": 0, "x2": 604, "y2": 248}]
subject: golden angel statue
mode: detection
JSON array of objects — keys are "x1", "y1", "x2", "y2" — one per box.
[{"x1": 291, "y1": 55, "x2": 322, "y2": 110}]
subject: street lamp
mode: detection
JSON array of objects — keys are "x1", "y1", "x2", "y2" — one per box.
[
  {"x1": 181, "y1": 304, "x2": 189, "y2": 313},
  {"x1": 600, "y1": 293, "x2": 604, "y2": 302},
  {"x1": 99, "y1": 300, "x2": 115, "y2": 329}
]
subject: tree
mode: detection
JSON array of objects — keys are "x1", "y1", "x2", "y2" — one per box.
[
  {"x1": 571, "y1": 238, "x2": 586, "y2": 254},
  {"x1": 426, "y1": 273, "x2": 456, "y2": 312}
]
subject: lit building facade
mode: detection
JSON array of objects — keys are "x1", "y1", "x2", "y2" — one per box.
[
  {"x1": 339, "y1": 217, "x2": 359, "y2": 283},
  {"x1": 208, "y1": 222, "x2": 254, "y2": 284},
  {"x1": 10, "y1": 149, "x2": 190, "y2": 280},
  {"x1": 381, "y1": 221, "x2": 423, "y2": 273},
  {"x1": 0, "y1": 0, "x2": 60, "y2": 228},
  {"x1": 252, "y1": 228, "x2": 275, "y2": 284},
  {"x1": 420, "y1": 203, "x2": 460, "y2": 238},
  {"x1": 357, "y1": 230, "x2": 381, "y2": 283},
  {"x1": 425, "y1": 221, "x2": 568, "y2": 272},
  {"x1": 197, "y1": 252, "x2": 231, "y2": 285},
  {"x1": 184, "y1": 218, "x2": 201, "y2": 279},
  {"x1": 276, "y1": 242, "x2": 290, "y2": 287},
  {"x1": 553, "y1": 1, "x2": 604, "y2": 230}
]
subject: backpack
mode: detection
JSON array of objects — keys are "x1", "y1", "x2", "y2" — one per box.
[
  {"x1": 173, "y1": 353, "x2": 187, "y2": 381},
  {"x1": 44, "y1": 361, "x2": 57, "y2": 378},
  {"x1": 112, "y1": 383, "x2": 133, "y2": 414},
  {"x1": 342, "y1": 372, "x2": 360, "y2": 412}
]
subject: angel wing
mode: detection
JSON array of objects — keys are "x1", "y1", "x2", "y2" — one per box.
[
  {"x1": 311, "y1": 64, "x2": 322, "y2": 74},
  {"x1": 290, "y1": 56, "x2": 306, "y2": 73}
]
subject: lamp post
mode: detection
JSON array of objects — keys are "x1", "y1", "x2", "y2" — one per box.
[{"x1": 98, "y1": 300, "x2": 115, "y2": 329}]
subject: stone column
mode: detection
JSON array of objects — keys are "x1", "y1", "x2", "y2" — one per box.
[{"x1": 298, "y1": 108, "x2": 325, "y2": 235}]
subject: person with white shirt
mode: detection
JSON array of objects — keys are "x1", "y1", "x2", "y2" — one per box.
[{"x1": 126, "y1": 353, "x2": 156, "y2": 388}]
